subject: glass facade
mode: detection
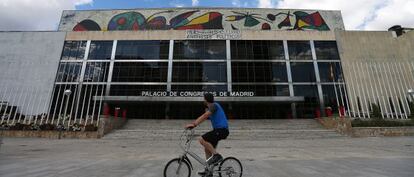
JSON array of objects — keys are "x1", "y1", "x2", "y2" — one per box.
[
  {"x1": 110, "y1": 85, "x2": 166, "y2": 96},
  {"x1": 112, "y1": 62, "x2": 168, "y2": 82},
  {"x1": 56, "y1": 62, "x2": 82, "y2": 82},
  {"x1": 88, "y1": 41, "x2": 113, "y2": 60},
  {"x1": 172, "y1": 62, "x2": 227, "y2": 82},
  {"x1": 314, "y1": 41, "x2": 340, "y2": 60},
  {"x1": 53, "y1": 39, "x2": 345, "y2": 119},
  {"x1": 288, "y1": 41, "x2": 312, "y2": 60},
  {"x1": 115, "y1": 40, "x2": 169, "y2": 60},
  {"x1": 231, "y1": 40, "x2": 285, "y2": 60},
  {"x1": 61, "y1": 41, "x2": 86, "y2": 60},
  {"x1": 231, "y1": 62, "x2": 287, "y2": 82},
  {"x1": 174, "y1": 40, "x2": 226, "y2": 59},
  {"x1": 83, "y1": 62, "x2": 110, "y2": 82},
  {"x1": 232, "y1": 85, "x2": 289, "y2": 96},
  {"x1": 290, "y1": 62, "x2": 316, "y2": 82}
]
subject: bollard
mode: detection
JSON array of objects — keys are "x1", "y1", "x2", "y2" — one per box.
[
  {"x1": 114, "y1": 107, "x2": 120, "y2": 119},
  {"x1": 325, "y1": 107, "x2": 333, "y2": 117},
  {"x1": 122, "y1": 109, "x2": 127, "y2": 120},
  {"x1": 103, "y1": 103, "x2": 109, "y2": 119},
  {"x1": 339, "y1": 106, "x2": 345, "y2": 118},
  {"x1": 315, "y1": 108, "x2": 321, "y2": 118}
]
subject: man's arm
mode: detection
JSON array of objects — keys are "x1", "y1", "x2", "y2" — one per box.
[{"x1": 185, "y1": 111, "x2": 212, "y2": 128}]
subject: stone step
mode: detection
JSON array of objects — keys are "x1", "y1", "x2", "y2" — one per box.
[
  {"x1": 103, "y1": 130, "x2": 345, "y2": 140},
  {"x1": 121, "y1": 119, "x2": 324, "y2": 130},
  {"x1": 103, "y1": 119, "x2": 346, "y2": 140}
]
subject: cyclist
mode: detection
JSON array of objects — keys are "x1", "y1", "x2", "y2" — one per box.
[{"x1": 185, "y1": 93, "x2": 229, "y2": 176}]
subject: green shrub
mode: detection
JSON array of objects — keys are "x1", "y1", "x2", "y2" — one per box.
[
  {"x1": 8, "y1": 123, "x2": 32, "y2": 130},
  {"x1": 39, "y1": 123, "x2": 56, "y2": 131},
  {"x1": 371, "y1": 103, "x2": 381, "y2": 119},
  {"x1": 409, "y1": 101, "x2": 414, "y2": 118},
  {"x1": 84, "y1": 124, "x2": 98, "y2": 131},
  {"x1": 352, "y1": 118, "x2": 414, "y2": 127}
]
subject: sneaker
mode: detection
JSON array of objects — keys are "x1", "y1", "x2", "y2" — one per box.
[
  {"x1": 198, "y1": 169, "x2": 207, "y2": 176},
  {"x1": 198, "y1": 168, "x2": 212, "y2": 177},
  {"x1": 207, "y1": 153, "x2": 223, "y2": 165}
]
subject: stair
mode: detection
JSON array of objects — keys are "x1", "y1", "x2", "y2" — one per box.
[{"x1": 103, "y1": 119, "x2": 346, "y2": 140}]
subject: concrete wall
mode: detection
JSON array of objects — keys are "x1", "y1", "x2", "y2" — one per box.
[
  {"x1": 336, "y1": 31, "x2": 414, "y2": 119},
  {"x1": 65, "y1": 30, "x2": 336, "y2": 41},
  {"x1": 58, "y1": 8, "x2": 344, "y2": 32},
  {"x1": 0, "y1": 32, "x2": 66, "y2": 116}
]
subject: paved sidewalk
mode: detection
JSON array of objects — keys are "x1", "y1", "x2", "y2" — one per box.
[{"x1": 1, "y1": 136, "x2": 413, "y2": 177}]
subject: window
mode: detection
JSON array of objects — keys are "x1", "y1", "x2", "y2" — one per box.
[
  {"x1": 232, "y1": 62, "x2": 287, "y2": 82},
  {"x1": 112, "y1": 62, "x2": 168, "y2": 82},
  {"x1": 231, "y1": 103, "x2": 291, "y2": 119},
  {"x1": 314, "y1": 41, "x2": 340, "y2": 60},
  {"x1": 56, "y1": 62, "x2": 82, "y2": 82},
  {"x1": 294, "y1": 85, "x2": 320, "y2": 118},
  {"x1": 172, "y1": 62, "x2": 227, "y2": 82},
  {"x1": 290, "y1": 62, "x2": 316, "y2": 82},
  {"x1": 115, "y1": 40, "x2": 169, "y2": 60},
  {"x1": 83, "y1": 62, "x2": 110, "y2": 82},
  {"x1": 318, "y1": 62, "x2": 343, "y2": 82},
  {"x1": 293, "y1": 85, "x2": 319, "y2": 102},
  {"x1": 109, "y1": 85, "x2": 166, "y2": 96},
  {"x1": 174, "y1": 40, "x2": 226, "y2": 59},
  {"x1": 171, "y1": 85, "x2": 227, "y2": 92},
  {"x1": 61, "y1": 41, "x2": 86, "y2": 60},
  {"x1": 288, "y1": 41, "x2": 312, "y2": 60},
  {"x1": 231, "y1": 40, "x2": 285, "y2": 60},
  {"x1": 232, "y1": 85, "x2": 289, "y2": 96},
  {"x1": 169, "y1": 103, "x2": 207, "y2": 119},
  {"x1": 322, "y1": 85, "x2": 346, "y2": 112},
  {"x1": 271, "y1": 62, "x2": 288, "y2": 82},
  {"x1": 88, "y1": 41, "x2": 113, "y2": 60}
]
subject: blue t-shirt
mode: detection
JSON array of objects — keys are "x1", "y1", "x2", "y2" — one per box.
[{"x1": 207, "y1": 102, "x2": 228, "y2": 129}]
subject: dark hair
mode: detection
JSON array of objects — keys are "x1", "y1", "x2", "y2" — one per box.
[{"x1": 204, "y1": 93, "x2": 214, "y2": 103}]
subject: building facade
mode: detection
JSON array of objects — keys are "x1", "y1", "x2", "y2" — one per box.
[{"x1": 0, "y1": 8, "x2": 413, "y2": 127}]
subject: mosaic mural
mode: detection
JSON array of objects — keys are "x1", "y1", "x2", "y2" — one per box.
[{"x1": 58, "y1": 8, "x2": 344, "y2": 31}]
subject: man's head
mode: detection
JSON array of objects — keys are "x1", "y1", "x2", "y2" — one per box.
[{"x1": 204, "y1": 93, "x2": 214, "y2": 104}]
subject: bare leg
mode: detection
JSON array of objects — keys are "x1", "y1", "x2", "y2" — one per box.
[
  {"x1": 204, "y1": 148, "x2": 212, "y2": 159},
  {"x1": 199, "y1": 137, "x2": 216, "y2": 159}
]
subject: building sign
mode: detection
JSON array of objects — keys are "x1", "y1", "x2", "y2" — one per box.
[
  {"x1": 186, "y1": 30, "x2": 241, "y2": 39},
  {"x1": 141, "y1": 91, "x2": 254, "y2": 97}
]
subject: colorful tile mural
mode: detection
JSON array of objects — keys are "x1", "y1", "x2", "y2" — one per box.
[{"x1": 58, "y1": 8, "x2": 344, "y2": 31}]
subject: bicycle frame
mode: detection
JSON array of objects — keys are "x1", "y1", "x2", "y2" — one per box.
[
  {"x1": 171, "y1": 129, "x2": 240, "y2": 177},
  {"x1": 179, "y1": 129, "x2": 207, "y2": 167}
]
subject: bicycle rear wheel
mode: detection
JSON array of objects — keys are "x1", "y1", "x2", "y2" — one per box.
[
  {"x1": 163, "y1": 158, "x2": 191, "y2": 177},
  {"x1": 218, "y1": 157, "x2": 243, "y2": 177}
]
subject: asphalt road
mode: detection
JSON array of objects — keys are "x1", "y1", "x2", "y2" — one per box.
[{"x1": 1, "y1": 136, "x2": 413, "y2": 177}]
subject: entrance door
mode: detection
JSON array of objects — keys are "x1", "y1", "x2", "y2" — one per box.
[{"x1": 108, "y1": 102, "x2": 292, "y2": 119}]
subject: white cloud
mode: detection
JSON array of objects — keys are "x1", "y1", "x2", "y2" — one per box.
[
  {"x1": 275, "y1": 0, "x2": 414, "y2": 30},
  {"x1": 232, "y1": 0, "x2": 250, "y2": 7},
  {"x1": 363, "y1": 0, "x2": 414, "y2": 30},
  {"x1": 257, "y1": 0, "x2": 277, "y2": 8},
  {"x1": 192, "y1": 0, "x2": 199, "y2": 6},
  {"x1": 0, "y1": 0, "x2": 93, "y2": 31},
  {"x1": 232, "y1": 0, "x2": 240, "y2": 7}
]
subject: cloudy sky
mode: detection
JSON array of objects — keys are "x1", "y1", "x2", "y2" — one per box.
[{"x1": 0, "y1": 0, "x2": 412, "y2": 31}]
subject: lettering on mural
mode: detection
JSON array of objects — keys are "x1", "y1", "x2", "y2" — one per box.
[
  {"x1": 186, "y1": 30, "x2": 241, "y2": 39},
  {"x1": 141, "y1": 91, "x2": 255, "y2": 97}
]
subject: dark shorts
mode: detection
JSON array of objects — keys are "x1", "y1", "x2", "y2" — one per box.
[{"x1": 202, "y1": 128, "x2": 229, "y2": 148}]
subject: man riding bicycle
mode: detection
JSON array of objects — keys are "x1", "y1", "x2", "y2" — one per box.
[{"x1": 185, "y1": 93, "x2": 229, "y2": 176}]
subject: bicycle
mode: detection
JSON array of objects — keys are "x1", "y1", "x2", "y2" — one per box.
[{"x1": 163, "y1": 128, "x2": 243, "y2": 177}]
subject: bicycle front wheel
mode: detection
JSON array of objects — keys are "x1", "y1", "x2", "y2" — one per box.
[
  {"x1": 163, "y1": 158, "x2": 191, "y2": 177},
  {"x1": 219, "y1": 157, "x2": 243, "y2": 177}
]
